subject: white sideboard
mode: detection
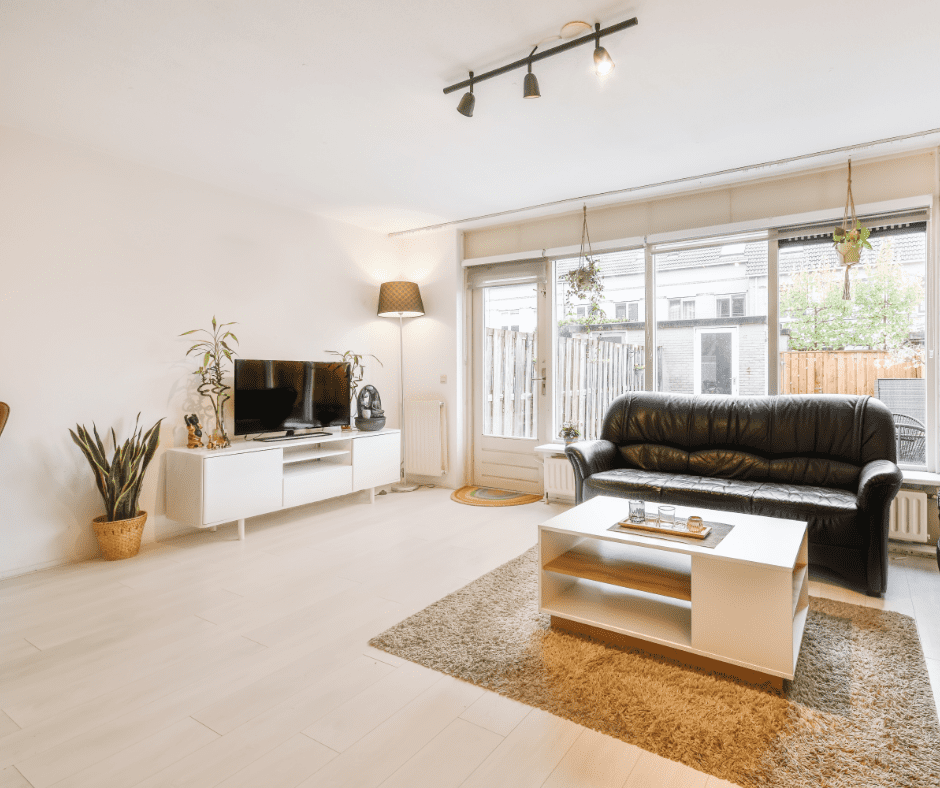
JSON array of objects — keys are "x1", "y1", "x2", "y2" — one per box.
[{"x1": 165, "y1": 429, "x2": 400, "y2": 539}]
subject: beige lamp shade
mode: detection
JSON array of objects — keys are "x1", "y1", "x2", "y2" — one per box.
[{"x1": 377, "y1": 281, "x2": 425, "y2": 317}]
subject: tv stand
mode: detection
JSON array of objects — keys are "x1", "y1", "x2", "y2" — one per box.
[
  {"x1": 165, "y1": 429, "x2": 400, "y2": 540},
  {"x1": 255, "y1": 430, "x2": 331, "y2": 442}
]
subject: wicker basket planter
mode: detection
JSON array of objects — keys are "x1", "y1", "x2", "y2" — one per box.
[{"x1": 92, "y1": 511, "x2": 147, "y2": 560}]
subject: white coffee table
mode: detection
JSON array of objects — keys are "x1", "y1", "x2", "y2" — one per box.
[{"x1": 539, "y1": 495, "x2": 809, "y2": 688}]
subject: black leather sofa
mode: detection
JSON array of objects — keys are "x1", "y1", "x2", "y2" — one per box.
[{"x1": 565, "y1": 392, "x2": 903, "y2": 596}]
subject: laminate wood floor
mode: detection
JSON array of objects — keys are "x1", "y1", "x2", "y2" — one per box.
[{"x1": 2, "y1": 487, "x2": 938, "y2": 788}]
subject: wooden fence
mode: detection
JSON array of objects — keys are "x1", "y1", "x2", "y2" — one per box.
[
  {"x1": 558, "y1": 336, "x2": 644, "y2": 440},
  {"x1": 483, "y1": 329, "x2": 644, "y2": 440},
  {"x1": 483, "y1": 328, "x2": 537, "y2": 438},
  {"x1": 780, "y1": 351, "x2": 923, "y2": 396}
]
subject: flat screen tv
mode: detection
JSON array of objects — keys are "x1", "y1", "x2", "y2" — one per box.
[{"x1": 234, "y1": 359, "x2": 351, "y2": 438}]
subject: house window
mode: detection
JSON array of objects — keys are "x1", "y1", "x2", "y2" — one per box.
[
  {"x1": 576, "y1": 306, "x2": 587, "y2": 318},
  {"x1": 615, "y1": 302, "x2": 626, "y2": 320},
  {"x1": 717, "y1": 294, "x2": 745, "y2": 318},
  {"x1": 669, "y1": 299, "x2": 694, "y2": 320},
  {"x1": 628, "y1": 302, "x2": 639, "y2": 321}
]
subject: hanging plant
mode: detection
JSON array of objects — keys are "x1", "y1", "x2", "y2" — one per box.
[
  {"x1": 832, "y1": 159, "x2": 872, "y2": 299},
  {"x1": 562, "y1": 205, "x2": 605, "y2": 319}
]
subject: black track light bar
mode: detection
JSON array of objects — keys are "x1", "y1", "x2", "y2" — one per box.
[{"x1": 442, "y1": 17, "x2": 638, "y2": 95}]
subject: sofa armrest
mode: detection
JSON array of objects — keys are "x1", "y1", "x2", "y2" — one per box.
[
  {"x1": 565, "y1": 440, "x2": 618, "y2": 505},
  {"x1": 856, "y1": 459, "x2": 903, "y2": 596},
  {"x1": 856, "y1": 459, "x2": 903, "y2": 511}
]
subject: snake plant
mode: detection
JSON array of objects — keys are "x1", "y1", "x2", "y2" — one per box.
[{"x1": 69, "y1": 415, "x2": 163, "y2": 522}]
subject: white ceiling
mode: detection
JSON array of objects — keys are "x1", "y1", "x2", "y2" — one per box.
[{"x1": 2, "y1": 0, "x2": 939, "y2": 234}]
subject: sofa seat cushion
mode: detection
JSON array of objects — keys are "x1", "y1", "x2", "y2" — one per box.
[{"x1": 585, "y1": 468, "x2": 862, "y2": 547}]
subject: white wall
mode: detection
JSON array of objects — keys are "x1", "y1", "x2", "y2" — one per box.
[
  {"x1": 0, "y1": 125, "x2": 407, "y2": 578},
  {"x1": 389, "y1": 230, "x2": 466, "y2": 491}
]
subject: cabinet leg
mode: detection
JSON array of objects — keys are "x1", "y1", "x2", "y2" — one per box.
[
  {"x1": 210, "y1": 525, "x2": 217, "y2": 532},
  {"x1": 369, "y1": 487, "x2": 375, "y2": 504},
  {"x1": 238, "y1": 519, "x2": 245, "y2": 541}
]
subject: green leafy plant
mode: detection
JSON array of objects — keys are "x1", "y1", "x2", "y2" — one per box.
[
  {"x1": 561, "y1": 258, "x2": 605, "y2": 321},
  {"x1": 559, "y1": 421, "x2": 581, "y2": 441},
  {"x1": 833, "y1": 223, "x2": 873, "y2": 259},
  {"x1": 325, "y1": 350, "x2": 383, "y2": 404},
  {"x1": 180, "y1": 317, "x2": 238, "y2": 447},
  {"x1": 69, "y1": 416, "x2": 163, "y2": 522}
]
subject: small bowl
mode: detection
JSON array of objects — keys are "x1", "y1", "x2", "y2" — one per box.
[{"x1": 686, "y1": 516, "x2": 705, "y2": 533}]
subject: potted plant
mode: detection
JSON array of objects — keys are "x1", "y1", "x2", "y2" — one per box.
[
  {"x1": 833, "y1": 223, "x2": 872, "y2": 264},
  {"x1": 325, "y1": 350, "x2": 383, "y2": 427},
  {"x1": 69, "y1": 415, "x2": 163, "y2": 560},
  {"x1": 562, "y1": 206, "x2": 606, "y2": 320},
  {"x1": 180, "y1": 317, "x2": 238, "y2": 448},
  {"x1": 559, "y1": 421, "x2": 581, "y2": 445}
]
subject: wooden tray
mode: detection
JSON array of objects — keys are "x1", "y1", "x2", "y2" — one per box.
[{"x1": 614, "y1": 517, "x2": 712, "y2": 539}]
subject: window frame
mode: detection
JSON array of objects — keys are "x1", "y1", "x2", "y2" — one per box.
[{"x1": 542, "y1": 208, "x2": 934, "y2": 470}]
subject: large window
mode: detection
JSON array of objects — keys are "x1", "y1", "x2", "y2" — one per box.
[
  {"x1": 555, "y1": 249, "x2": 645, "y2": 440},
  {"x1": 542, "y1": 212, "x2": 932, "y2": 469},
  {"x1": 655, "y1": 237, "x2": 768, "y2": 396},
  {"x1": 778, "y1": 222, "x2": 927, "y2": 467}
]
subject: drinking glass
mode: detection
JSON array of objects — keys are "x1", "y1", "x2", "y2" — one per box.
[
  {"x1": 628, "y1": 500, "x2": 646, "y2": 523},
  {"x1": 658, "y1": 506, "x2": 676, "y2": 527}
]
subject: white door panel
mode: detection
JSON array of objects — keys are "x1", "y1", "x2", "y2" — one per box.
[{"x1": 472, "y1": 269, "x2": 551, "y2": 493}]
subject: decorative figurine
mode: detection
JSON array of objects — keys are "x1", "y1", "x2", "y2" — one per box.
[
  {"x1": 184, "y1": 413, "x2": 204, "y2": 449},
  {"x1": 355, "y1": 385, "x2": 386, "y2": 431}
]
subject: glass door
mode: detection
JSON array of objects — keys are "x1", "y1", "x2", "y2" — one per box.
[
  {"x1": 471, "y1": 268, "x2": 550, "y2": 494},
  {"x1": 694, "y1": 327, "x2": 739, "y2": 394}
]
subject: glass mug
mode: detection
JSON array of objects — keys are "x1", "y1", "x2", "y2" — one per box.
[
  {"x1": 628, "y1": 500, "x2": 646, "y2": 523},
  {"x1": 658, "y1": 506, "x2": 676, "y2": 527}
]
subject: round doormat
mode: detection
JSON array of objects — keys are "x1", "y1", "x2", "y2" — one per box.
[
  {"x1": 370, "y1": 546, "x2": 940, "y2": 788},
  {"x1": 450, "y1": 486, "x2": 542, "y2": 506}
]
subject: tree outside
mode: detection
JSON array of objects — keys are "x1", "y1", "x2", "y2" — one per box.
[
  {"x1": 852, "y1": 240, "x2": 924, "y2": 353},
  {"x1": 780, "y1": 239, "x2": 922, "y2": 358}
]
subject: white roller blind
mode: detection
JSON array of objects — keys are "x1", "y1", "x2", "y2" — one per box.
[{"x1": 466, "y1": 259, "x2": 547, "y2": 289}]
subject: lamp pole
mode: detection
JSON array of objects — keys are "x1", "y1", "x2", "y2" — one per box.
[{"x1": 392, "y1": 313, "x2": 418, "y2": 492}]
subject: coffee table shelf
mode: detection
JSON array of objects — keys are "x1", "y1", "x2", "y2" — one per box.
[
  {"x1": 539, "y1": 496, "x2": 809, "y2": 687},
  {"x1": 543, "y1": 539, "x2": 691, "y2": 601},
  {"x1": 544, "y1": 578, "x2": 692, "y2": 649}
]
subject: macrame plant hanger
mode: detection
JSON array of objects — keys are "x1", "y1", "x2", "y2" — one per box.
[
  {"x1": 576, "y1": 204, "x2": 596, "y2": 288},
  {"x1": 836, "y1": 159, "x2": 859, "y2": 300}
]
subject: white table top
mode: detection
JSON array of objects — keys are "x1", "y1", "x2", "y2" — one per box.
[
  {"x1": 539, "y1": 495, "x2": 807, "y2": 571},
  {"x1": 167, "y1": 428, "x2": 400, "y2": 457}
]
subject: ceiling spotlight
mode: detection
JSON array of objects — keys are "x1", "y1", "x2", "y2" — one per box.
[
  {"x1": 523, "y1": 47, "x2": 540, "y2": 98},
  {"x1": 442, "y1": 17, "x2": 637, "y2": 113},
  {"x1": 593, "y1": 22, "x2": 615, "y2": 76},
  {"x1": 456, "y1": 71, "x2": 475, "y2": 117}
]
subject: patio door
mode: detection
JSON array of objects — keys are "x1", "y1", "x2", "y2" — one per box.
[
  {"x1": 694, "y1": 327, "x2": 739, "y2": 395},
  {"x1": 470, "y1": 262, "x2": 551, "y2": 494}
]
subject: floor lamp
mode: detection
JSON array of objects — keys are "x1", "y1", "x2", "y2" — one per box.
[{"x1": 377, "y1": 281, "x2": 425, "y2": 493}]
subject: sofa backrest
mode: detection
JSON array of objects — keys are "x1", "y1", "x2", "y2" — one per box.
[{"x1": 600, "y1": 393, "x2": 897, "y2": 490}]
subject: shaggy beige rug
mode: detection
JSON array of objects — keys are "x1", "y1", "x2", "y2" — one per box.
[{"x1": 370, "y1": 547, "x2": 940, "y2": 787}]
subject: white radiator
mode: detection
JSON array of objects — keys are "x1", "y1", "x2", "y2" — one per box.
[
  {"x1": 404, "y1": 400, "x2": 447, "y2": 476},
  {"x1": 545, "y1": 456, "x2": 577, "y2": 502},
  {"x1": 889, "y1": 490, "x2": 929, "y2": 543}
]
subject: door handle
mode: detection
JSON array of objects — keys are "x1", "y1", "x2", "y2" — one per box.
[{"x1": 531, "y1": 367, "x2": 547, "y2": 395}]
